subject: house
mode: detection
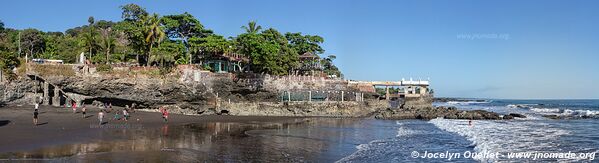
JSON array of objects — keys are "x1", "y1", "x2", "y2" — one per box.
[{"x1": 203, "y1": 53, "x2": 249, "y2": 73}]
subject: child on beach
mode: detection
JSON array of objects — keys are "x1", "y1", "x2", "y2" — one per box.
[
  {"x1": 33, "y1": 109, "x2": 39, "y2": 125},
  {"x1": 82, "y1": 105, "x2": 87, "y2": 118},
  {"x1": 114, "y1": 110, "x2": 120, "y2": 120},
  {"x1": 98, "y1": 110, "x2": 104, "y2": 125}
]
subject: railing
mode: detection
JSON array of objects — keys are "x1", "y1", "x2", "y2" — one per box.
[{"x1": 279, "y1": 89, "x2": 365, "y2": 102}]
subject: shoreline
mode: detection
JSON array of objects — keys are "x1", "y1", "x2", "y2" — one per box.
[{"x1": 0, "y1": 105, "x2": 309, "y2": 155}]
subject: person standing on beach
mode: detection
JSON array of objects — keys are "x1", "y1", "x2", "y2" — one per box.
[
  {"x1": 98, "y1": 110, "x2": 104, "y2": 125},
  {"x1": 114, "y1": 110, "x2": 120, "y2": 120},
  {"x1": 163, "y1": 108, "x2": 169, "y2": 123},
  {"x1": 33, "y1": 109, "x2": 39, "y2": 125},
  {"x1": 82, "y1": 105, "x2": 87, "y2": 118},
  {"x1": 122, "y1": 109, "x2": 129, "y2": 121}
]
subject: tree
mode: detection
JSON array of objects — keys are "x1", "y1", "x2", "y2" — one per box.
[
  {"x1": 142, "y1": 13, "x2": 165, "y2": 66},
  {"x1": 0, "y1": 51, "x2": 20, "y2": 79},
  {"x1": 162, "y1": 12, "x2": 212, "y2": 64},
  {"x1": 149, "y1": 41, "x2": 183, "y2": 67},
  {"x1": 234, "y1": 27, "x2": 299, "y2": 75},
  {"x1": 119, "y1": 4, "x2": 149, "y2": 65},
  {"x1": 321, "y1": 55, "x2": 342, "y2": 78},
  {"x1": 98, "y1": 27, "x2": 116, "y2": 64},
  {"x1": 285, "y1": 32, "x2": 324, "y2": 55},
  {"x1": 41, "y1": 34, "x2": 59, "y2": 59},
  {"x1": 189, "y1": 35, "x2": 232, "y2": 58},
  {"x1": 0, "y1": 20, "x2": 4, "y2": 31},
  {"x1": 241, "y1": 21, "x2": 262, "y2": 34},
  {"x1": 84, "y1": 16, "x2": 96, "y2": 59},
  {"x1": 121, "y1": 4, "x2": 148, "y2": 22},
  {"x1": 260, "y1": 28, "x2": 299, "y2": 74},
  {"x1": 20, "y1": 29, "x2": 45, "y2": 59}
]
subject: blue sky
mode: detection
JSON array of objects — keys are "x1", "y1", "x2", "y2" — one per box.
[{"x1": 1, "y1": 0, "x2": 598, "y2": 99}]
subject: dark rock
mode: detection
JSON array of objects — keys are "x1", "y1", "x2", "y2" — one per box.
[
  {"x1": 508, "y1": 113, "x2": 527, "y2": 118},
  {"x1": 543, "y1": 115, "x2": 561, "y2": 119},
  {"x1": 503, "y1": 115, "x2": 514, "y2": 120},
  {"x1": 375, "y1": 106, "x2": 504, "y2": 120}
]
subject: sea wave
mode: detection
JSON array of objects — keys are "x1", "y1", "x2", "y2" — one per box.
[
  {"x1": 445, "y1": 101, "x2": 490, "y2": 105},
  {"x1": 429, "y1": 118, "x2": 570, "y2": 162},
  {"x1": 527, "y1": 108, "x2": 599, "y2": 117},
  {"x1": 530, "y1": 108, "x2": 561, "y2": 113}
]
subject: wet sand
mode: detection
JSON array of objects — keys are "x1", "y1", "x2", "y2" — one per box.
[
  {"x1": 0, "y1": 105, "x2": 304, "y2": 153},
  {"x1": 0, "y1": 105, "x2": 367, "y2": 162}
]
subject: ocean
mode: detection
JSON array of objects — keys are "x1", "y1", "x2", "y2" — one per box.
[{"x1": 334, "y1": 99, "x2": 599, "y2": 162}]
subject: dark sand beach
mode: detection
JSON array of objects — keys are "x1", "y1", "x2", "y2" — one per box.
[{"x1": 0, "y1": 105, "x2": 370, "y2": 162}]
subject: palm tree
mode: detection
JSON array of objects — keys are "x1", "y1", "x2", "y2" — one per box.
[
  {"x1": 149, "y1": 49, "x2": 175, "y2": 67},
  {"x1": 87, "y1": 16, "x2": 95, "y2": 59},
  {"x1": 241, "y1": 21, "x2": 262, "y2": 34},
  {"x1": 143, "y1": 14, "x2": 165, "y2": 66},
  {"x1": 99, "y1": 27, "x2": 115, "y2": 64}
]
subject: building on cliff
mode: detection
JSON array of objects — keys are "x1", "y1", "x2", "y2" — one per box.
[
  {"x1": 296, "y1": 52, "x2": 324, "y2": 77},
  {"x1": 349, "y1": 79, "x2": 432, "y2": 100},
  {"x1": 202, "y1": 52, "x2": 249, "y2": 73}
]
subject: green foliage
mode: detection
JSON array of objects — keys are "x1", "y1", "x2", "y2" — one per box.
[
  {"x1": 0, "y1": 51, "x2": 20, "y2": 76},
  {"x1": 96, "y1": 64, "x2": 112, "y2": 72},
  {"x1": 20, "y1": 29, "x2": 45, "y2": 58},
  {"x1": 149, "y1": 41, "x2": 182, "y2": 67},
  {"x1": 241, "y1": 21, "x2": 262, "y2": 34},
  {"x1": 162, "y1": 12, "x2": 212, "y2": 64},
  {"x1": 98, "y1": 27, "x2": 116, "y2": 64},
  {"x1": 121, "y1": 4, "x2": 148, "y2": 22},
  {"x1": 321, "y1": 55, "x2": 343, "y2": 78},
  {"x1": 161, "y1": 12, "x2": 209, "y2": 39},
  {"x1": 234, "y1": 27, "x2": 299, "y2": 75},
  {"x1": 0, "y1": 4, "x2": 342, "y2": 77},
  {"x1": 189, "y1": 35, "x2": 233, "y2": 58},
  {"x1": 285, "y1": 32, "x2": 324, "y2": 55}
]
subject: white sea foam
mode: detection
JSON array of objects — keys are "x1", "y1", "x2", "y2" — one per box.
[
  {"x1": 562, "y1": 109, "x2": 599, "y2": 117},
  {"x1": 429, "y1": 118, "x2": 570, "y2": 162},
  {"x1": 530, "y1": 108, "x2": 561, "y2": 113},
  {"x1": 446, "y1": 101, "x2": 490, "y2": 105}
]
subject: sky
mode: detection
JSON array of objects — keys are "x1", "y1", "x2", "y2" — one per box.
[{"x1": 1, "y1": 0, "x2": 598, "y2": 99}]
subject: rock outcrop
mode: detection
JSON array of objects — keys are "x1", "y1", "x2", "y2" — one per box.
[
  {"x1": 375, "y1": 106, "x2": 507, "y2": 120},
  {"x1": 0, "y1": 78, "x2": 39, "y2": 105}
]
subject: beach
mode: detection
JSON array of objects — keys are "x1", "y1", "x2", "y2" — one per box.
[{"x1": 0, "y1": 105, "x2": 312, "y2": 161}]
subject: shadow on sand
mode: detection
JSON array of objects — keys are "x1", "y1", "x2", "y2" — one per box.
[{"x1": 36, "y1": 122, "x2": 49, "y2": 126}]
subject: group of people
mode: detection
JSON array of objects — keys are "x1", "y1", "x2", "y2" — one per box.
[
  {"x1": 33, "y1": 102, "x2": 169, "y2": 126},
  {"x1": 97, "y1": 108, "x2": 130, "y2": 125}
]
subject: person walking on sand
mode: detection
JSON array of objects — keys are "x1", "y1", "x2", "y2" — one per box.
[
  {"x1": 33, "y1": 109, "x2": 39, "y2": 125},
  {"x1": 72, "y1": 102, "x2": 77, "y2": 113},
  {"x1": 163, "y1": 108, "x2": 169, "y2": 123},
  {"x1": 98, "y1": 110, "x2": 104, "y2": 125},
  {"x1": 82, "y1": 105, "x2": 87, "y2": 118}
]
